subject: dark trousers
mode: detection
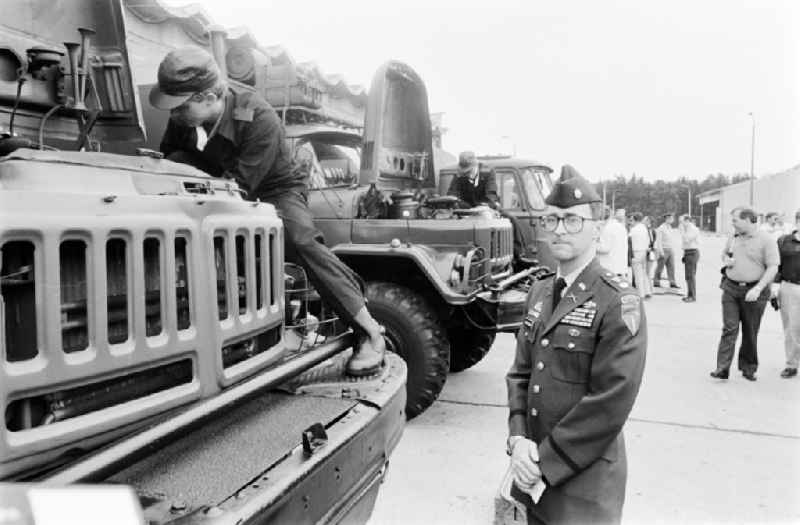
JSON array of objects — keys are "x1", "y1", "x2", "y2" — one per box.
[
  {"x1": 682, "y1": 249, "x2": 699, "y2": 299},
  {"x1": 266, "y1": 190, "x2": 365, "y2": 327},
  {"x1": 716, "y1": 278, "x2": 769, "y2": 374},
  {"x1": 654, "y1": 251, "x2": 676, "y2": 284}
]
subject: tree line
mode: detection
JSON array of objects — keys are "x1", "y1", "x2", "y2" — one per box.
[{"x1": 595, "y1": 172, "x2": 751, "y2": 223}]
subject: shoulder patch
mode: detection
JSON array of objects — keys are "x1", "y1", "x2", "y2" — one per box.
[{"x1": 620, "y1": 294, "x2": 642, "y2": 335}]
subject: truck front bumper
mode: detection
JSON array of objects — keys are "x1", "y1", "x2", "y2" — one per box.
[{"x1": 119, "y1": 351, "x2": 407, "y2": 525}]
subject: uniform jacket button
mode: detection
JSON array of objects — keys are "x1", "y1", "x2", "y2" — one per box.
[
  {"x1": 541, "y1": 339, "x2": 549, "y2": 347},
  {"x1": 536, "y1": 361, "x2": 545, "y2": 370},
  {"x1": 530, "y1": 408, "x2": 538, "y2": 416},
  {"x1": 533, "y1": 385, "x2": 541, "y2": 394},
  {"x1": 567, "y1": 342, "x2": 576, "y2": 349}
]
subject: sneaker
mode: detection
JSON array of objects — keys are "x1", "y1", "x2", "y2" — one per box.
[
  {"x1": 653, "y1": 281, "x2": 662, "y2": 288},
  {"x1": 742, "y1": 371, "x2": 757, "y2": 381},
  {"x1": 682, "y1": 297, "x2": 696, "y2": 302},
  {"x1": 346, "y1": 334, "x2": 386, "y2": 377},
  {"x1": 780, "y1": 367, "x2": 798, "y2": 378},
  {"x1": 669, "y1": 283, "x2": 681, "y2": 289}
]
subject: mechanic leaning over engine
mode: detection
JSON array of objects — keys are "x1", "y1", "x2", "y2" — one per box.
[{"x1": 148, "y1": 46, "x2": 385, "y2": 376}]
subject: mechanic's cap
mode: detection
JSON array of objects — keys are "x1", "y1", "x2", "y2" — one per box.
[
  {"x1": 545, "y1": 164, "x2": 601, "y2": 208},
  {"x1": 458, "y1": 150, "x2": 478, "y2": 174},
  {"x1": 149, "y1": 47, "x2": 221, "y2": 110}
]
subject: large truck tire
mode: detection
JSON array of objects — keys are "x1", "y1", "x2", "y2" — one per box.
[
  {"x1": 448, "y1": 328, "x2": 496, "y2": 372},
  {"x1": 365, "y1": 281, "x2": 449, "y2": 419}
]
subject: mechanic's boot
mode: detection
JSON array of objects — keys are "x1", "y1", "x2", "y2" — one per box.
[{"x1": 346, "y1": 334, "x2": 386, "y2": 377}]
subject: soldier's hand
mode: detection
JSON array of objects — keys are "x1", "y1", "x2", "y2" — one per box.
[{"x1": 510, "y1": 438, "x2": 542, "y2": 488}]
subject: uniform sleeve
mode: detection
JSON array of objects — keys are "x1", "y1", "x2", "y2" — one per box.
[
  {"x1": 537, "y1": 292, "x2": 647, "y2": 486},
  {"x1": 506, "y1": 290, "x2": 537, "y2": 438},
  {"x1": 223, "y1": 108, "x2": 283, "y2": 194}
]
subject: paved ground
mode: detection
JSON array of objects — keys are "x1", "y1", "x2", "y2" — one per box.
[{"x1": 371, "y1": 234, "x2": 800, "y2": 524}]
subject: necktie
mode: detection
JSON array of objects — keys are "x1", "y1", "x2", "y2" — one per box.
[{"x1": 552, "y1": 277, "x2": 567, "y2": 312}]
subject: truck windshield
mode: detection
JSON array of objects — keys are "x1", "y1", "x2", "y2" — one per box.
[
  {"x1": 296, "y1": 140, "x2": 360, "y2": 189},
  {"x1": 518, "y1": 167, "x2": 553, "y2": 210}
]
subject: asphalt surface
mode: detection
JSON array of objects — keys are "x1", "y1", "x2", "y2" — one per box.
[{"x1": 371, "y1": 234, "x2": 800, "y2": 524}]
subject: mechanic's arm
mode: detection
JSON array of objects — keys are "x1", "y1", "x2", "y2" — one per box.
[{"x1": 159, "y1": 119, "x2": 186, "y2": 158}]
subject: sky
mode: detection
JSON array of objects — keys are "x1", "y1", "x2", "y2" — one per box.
[{"x1": 164, "y1": 0, "x2": 799, "y2": 182}]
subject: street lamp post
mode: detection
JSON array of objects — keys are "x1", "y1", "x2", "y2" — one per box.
[
  {"x1": 680, "y1": 184, "x2": 692, "y2": 218},
  {"x1": 748, "y1": 112, "x2": 755, "y2": 207}
]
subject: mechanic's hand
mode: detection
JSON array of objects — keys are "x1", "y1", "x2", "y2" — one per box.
[
  {"x1": 510, "y1": 438, "x2": 542, "y2": 489},
  {"x1": 744, "y1": 286, "x2": 762, "y2": 302}
]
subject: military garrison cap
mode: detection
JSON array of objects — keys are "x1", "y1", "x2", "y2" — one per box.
[{"x1": 545, "y1": 164, "x2": 601, "y2": 208}]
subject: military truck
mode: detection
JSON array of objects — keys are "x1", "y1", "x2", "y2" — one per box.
[
  {"x1": 439, "y1": 156, "x2": 558, "y2": 271},
  {"x1": 289, "y1": 63, "x2": 552, "y2": 418},
  {"x1": 0, "y1": 1, "x2": 406, "y2": 523},
  {"x1": 115, "y1": 2, "x2": 549, "y2": 419}
]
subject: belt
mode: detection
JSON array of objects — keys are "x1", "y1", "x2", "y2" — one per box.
[
  {"x1": 683, "y1": 248, "x2": 698, "y2": 252},
  {"x1": 725, "y1": 276, "x2": 758, "y2": 287},
  {"x1": 781, "y1": 279, "x2": 800, "y2": 285}
]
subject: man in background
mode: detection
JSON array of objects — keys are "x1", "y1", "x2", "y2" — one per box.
[
  {"x1": 772, "y1": 209, "x2": 800, "y2": 379},
  {"x1": 629, "y1": 212, "x2": 653, "y2": 299},
  {"x1": 447, "y1": 150, "x2": 499, "y2": 208},
  {"x1": 711, "y1": 207, "x2": 779, "y2": 381},
  {"x1": 597, "y1": 205, "x2": 629, "y2": 277},
  {"x1": 653, "y1": 213, "x2": 680, "y2": 289},
  {"x1": 679, "y1": 214, "x2": 700, "y2": 302},
  {"x1": 760, "y1": 211, "x2": 783, "y2": 242}
]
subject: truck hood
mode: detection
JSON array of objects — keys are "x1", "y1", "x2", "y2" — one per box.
[{"x1": 359, "y1": 61, "x2": 435, "y2": 191}]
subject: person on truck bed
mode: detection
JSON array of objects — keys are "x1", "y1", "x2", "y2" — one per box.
[
  {"x1": 448, "y1": 151, "x2": 531, "y2": 269},
  {"x1": 447, "y1": 150, "x2": 499, "y2": 208},
  {"x1": 148, "y1": 46, "x2": 385, "y2": 376}
]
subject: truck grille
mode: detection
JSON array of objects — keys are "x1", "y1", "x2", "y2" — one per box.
[
  {"x1": 489, "y1": 227, "x2": 513, "y2": 271},
  {"x1": 1, "y1": 223, "x2": 283, "y2": 434}
]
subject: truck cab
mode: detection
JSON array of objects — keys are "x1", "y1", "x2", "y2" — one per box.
[{"x1": 440, "y1": 156, "x2": 557, "y2": 271}]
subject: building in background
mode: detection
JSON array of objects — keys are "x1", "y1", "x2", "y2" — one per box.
[{"x1": 698, "y1": 165, "x2": 800, "y2": 235}]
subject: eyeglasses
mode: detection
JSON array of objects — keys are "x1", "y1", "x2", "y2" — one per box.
[
  {"x1": 172, "y1": 92, "x2": 207, "y2": 113},
  {"x1": 539, "y1": 214, "x2": 594, "y2": 233}
]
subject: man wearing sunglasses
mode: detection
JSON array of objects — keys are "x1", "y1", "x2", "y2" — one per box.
[
  {"x1": 506, "y1": 165, "x2": 647, "y2": 524},
  {"x1": 149, "y1": 47, "x2": 385, "y2": 376}
]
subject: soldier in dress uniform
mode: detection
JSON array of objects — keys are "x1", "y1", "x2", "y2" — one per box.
[{"x1": 506, "y1": 165, "x2": 647, "y2": 524}]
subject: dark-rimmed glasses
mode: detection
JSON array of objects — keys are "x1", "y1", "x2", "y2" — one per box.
[{"x1": 539, "y1": 214, "x2": 594, "y2": 233}]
